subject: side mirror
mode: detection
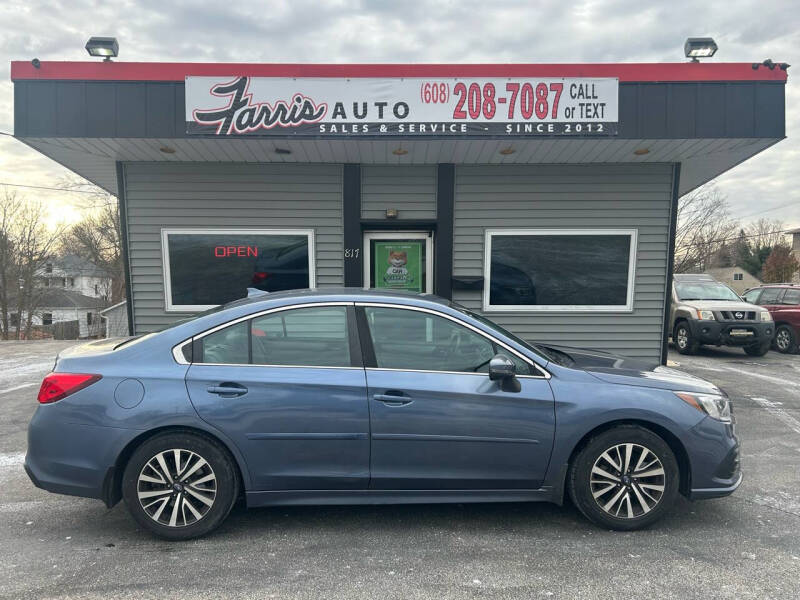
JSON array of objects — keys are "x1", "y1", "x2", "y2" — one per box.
[{"x1": 489, "y1": 353, "x2": 516, "y2": 381}]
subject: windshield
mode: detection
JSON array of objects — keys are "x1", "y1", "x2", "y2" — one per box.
[
  {"x1": 454, "y1": 305, "x2": 570, "y2": 366},
  {"x1": 675, "y1": 281, "x2": 741, "y2": 302}
]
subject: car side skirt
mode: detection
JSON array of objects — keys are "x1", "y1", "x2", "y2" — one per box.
[{"x1": 245, "y1": 487, "x2": 561, "y2": 508}]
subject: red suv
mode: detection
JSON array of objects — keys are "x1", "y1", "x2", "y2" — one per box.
[{"x1": 743, "y1": 284, "x2": 800, "y2": 353}]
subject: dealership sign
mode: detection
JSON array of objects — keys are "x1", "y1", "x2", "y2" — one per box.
[{"x1": 185, "y1": 76, "x2": 618, "y2": 137}]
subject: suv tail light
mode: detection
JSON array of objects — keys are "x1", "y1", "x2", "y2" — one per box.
[{"x1": 37, "y1": 373, "x2": 102, "y2": 404}]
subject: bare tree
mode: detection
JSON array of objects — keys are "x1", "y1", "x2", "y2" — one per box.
[
  {"x1": 59, "y1": 177, "x2": 125, "y2": 303},
  {"x1": 674, "y1": 185, "x2": 739, "y2": 273},
  {"x1": 746, "y1": 218, "x2": 787, "y2": 250},
  {"x1": 0, "y1": 191, "x2": 22, "y2": 339},
  {"x1": 0, "y1": 191, "x2": 64, "y2": 339}
]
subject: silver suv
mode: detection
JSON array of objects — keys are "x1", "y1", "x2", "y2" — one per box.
[{"x1": 670, "y1": 274, "x2": 774, "y2": 356}]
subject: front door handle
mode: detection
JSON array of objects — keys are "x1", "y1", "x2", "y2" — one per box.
[
  {"x1": 207, "y1": 382, "x2": 248, "y2": 397},
  {"x1": 373, "y1": 391, "x2": 413, "y2": 406}
]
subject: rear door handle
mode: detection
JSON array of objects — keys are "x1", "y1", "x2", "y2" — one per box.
[
  {"x1": 207, "y1": 382, "x2": 248, "y2": 397},
  {"x1": 373, "y1": 392, "x2": 413, "y2": 406}
]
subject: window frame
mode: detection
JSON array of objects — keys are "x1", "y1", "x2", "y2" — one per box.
[
  {"x1": 355, "y1": 302, "x2": 549, "y2": 379},
  {"x1": 160, "y1": 228, "x2": 316, "y2": 312},
  {"x1": 482, "y1": 228, "x2": 638, "y2": 313},
  {"x1": 174, "y1": 302, "x2": 360, "y2": 370}
]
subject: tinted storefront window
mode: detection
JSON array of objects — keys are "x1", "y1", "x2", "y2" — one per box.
[
  {"x1": 485, "y1": 230, "x2": 635, "y2": 310},
  {"x1": 163, "y1": 230, "x2": 312, "y2": 310}
]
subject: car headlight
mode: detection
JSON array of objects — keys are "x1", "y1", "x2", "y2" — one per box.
[
  {"x1": 760, "y1": 311, "x2": 772, "y2": 322},
  {"x1": 675, "y1": 391, "x2": 731, "y2": 423},
  {"x1": 696, "y1": 309, "x2": 715, "y2": 320}
]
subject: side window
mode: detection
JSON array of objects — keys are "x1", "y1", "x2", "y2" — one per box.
[
  {"x1": 742, "y1": 289, "x2": 761, "y2": 304},
  {"x1": 782, "y1": 289, "x2": 800, "y2": 305},
  {"x1": 250, "y1": 306, "x2": 350, "y2": 367},
  {"x1": 201, "y1": 321, "x2": 249, "y2": 364},
  {"x1": 759, "y1": 288, "x2": 783, "y2": 305},
  {"x1": 364, "y1": 307, "x2": 530, "y2": 375}
]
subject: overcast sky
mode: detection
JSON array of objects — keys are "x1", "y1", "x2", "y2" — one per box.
[{"x1": 0, "y1": 0, "x2": 797, "y2": 230}]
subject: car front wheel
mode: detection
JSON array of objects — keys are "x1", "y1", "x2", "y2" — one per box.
[
  {"x1": 773, "y1": 325, "x2": 797, "y2": 354},
  {"x1": 744, "y1": 341, "x2": 770, "y2": 357},
  {"x1": 122, "y1": 431, "x2": 239, "y2": 540},
  {"x1": 568, "y1": 425, "x2": 679, "y2": 530},
  {"x1": 673, "y1": 321, "x2": 698, "y2": 355}
]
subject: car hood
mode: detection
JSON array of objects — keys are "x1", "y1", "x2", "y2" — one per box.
[
  {"x1": 542, "y1": 344, "x2": 722, "y2": 393},
  {"x1": 678, "y1": 300, "x2": 760, "y2": 312}
]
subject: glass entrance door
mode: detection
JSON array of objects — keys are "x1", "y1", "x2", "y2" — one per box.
[{"x1": 363, "y1": 231, "x2": 433, "y2": 293}]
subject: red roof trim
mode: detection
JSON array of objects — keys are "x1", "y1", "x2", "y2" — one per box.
[{"x1": 10, "y1": 61, "x2": 788, "y2": 82}]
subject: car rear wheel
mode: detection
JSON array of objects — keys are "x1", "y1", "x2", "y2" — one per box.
[
  {"x1": 673, "y1": 321, "x2": 698, "y2": 355},
  {"x1": 773, "y1": 325, "x2": 797, "y2": 354},
  {"x1": 568, "y1": 425, "x2": 679, "y2": 531},
  {"x1": 744, "y1": 341, "x2": 770, "y2": 357},
  {"x1": 122, "y1": 432, "x2": 238, "y2": 540}
]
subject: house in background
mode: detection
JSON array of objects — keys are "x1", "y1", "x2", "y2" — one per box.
[
  {"x1": 100, "y1": 301, "x2": 129, "y2": 338},
  {"x1": 40, "y1": 254, "x2": 112, "y2": 300},
  {"x1": 704, "y1": 265, "x2": 762, "y2": 294},
  {"x1": 12, "y1": 288, "x2": 106, "y2": 339}
]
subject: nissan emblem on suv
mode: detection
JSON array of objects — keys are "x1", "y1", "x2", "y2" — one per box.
[{"x1": 735, "y1": 312, "x2": 744, "y2": 320}]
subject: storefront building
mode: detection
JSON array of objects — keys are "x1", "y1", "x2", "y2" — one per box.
[{"x1": 11, "y1": 61, "x2": 787, "y2": 362}]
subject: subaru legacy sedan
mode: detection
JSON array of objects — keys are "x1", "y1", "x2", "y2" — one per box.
[{"x1": 26, "y1": 289, "x2": 740, "y2": 540}]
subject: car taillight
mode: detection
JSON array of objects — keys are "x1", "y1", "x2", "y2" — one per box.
[
  {"x1": 37, "y1": 373, "x2": 102, "y2": 404},
  {"x1": 252, "y1": 272, "x2": 271, "y2": 283}
]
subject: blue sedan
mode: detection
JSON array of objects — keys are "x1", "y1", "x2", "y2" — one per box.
[{"x1": 26, "y1": 289, "x2": 741, "y2": 539}]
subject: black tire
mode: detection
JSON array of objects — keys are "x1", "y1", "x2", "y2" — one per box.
[
  {"x1": 673, "y1": 321, "x2": 698, "y2": 355},
  {"x1": 743, "y1": 341, "x2": 770, "y2": 357},
  {"x1": 122, "y1": 431, "x2": 239, "y2": 540},
  {"x1": 568, "y1": 425, "x2": 679, "y2": 531},
  {"x1": 773, "y1": 324, "x2": 798, "y2": 354}
]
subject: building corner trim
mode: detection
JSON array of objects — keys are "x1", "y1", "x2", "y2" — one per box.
[
  {"x1": 661, "y1": 162, "x2": 681, "y2": 364},
  {"x1": 435, "y1": 164, "x2": 455, "y2": 299},
  {"x1": 342, "y1": 164, "x2": 362, "y2": 287},
  {"x1": 115, "y1": 162, "x2": 135, "y2": 336}
]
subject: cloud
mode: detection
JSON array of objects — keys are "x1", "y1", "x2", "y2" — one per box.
[{"x1": 0, "y1": 0, "x2": 798, "y2": 228}]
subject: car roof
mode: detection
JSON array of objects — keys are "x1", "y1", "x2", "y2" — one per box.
[{"x1": 218, "y1": 287, "x2": 454, "y2": 311}]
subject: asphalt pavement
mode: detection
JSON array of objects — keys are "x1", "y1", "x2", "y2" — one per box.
[{"x1": 0, "y1": 340, "x2": 798, "y2": 599}]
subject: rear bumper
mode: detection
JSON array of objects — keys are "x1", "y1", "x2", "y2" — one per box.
[
  {"x1": 25, "y1": 407, "x2": 136, "y2": 503},
  {"x1": 687, "y1": 320, "x2": 773, "y2": 346}
]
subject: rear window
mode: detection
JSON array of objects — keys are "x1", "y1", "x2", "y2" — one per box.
[
  {"x1": 759, "y1": 288, "x2": 783, "y2": 304},
  {"x1": 782, "y1": 288, "x2": 800, "y2": 305}
]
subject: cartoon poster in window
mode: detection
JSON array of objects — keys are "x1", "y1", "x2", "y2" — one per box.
[{"x1": 374, "y1": 241, "x2": 422, "y2": 292}]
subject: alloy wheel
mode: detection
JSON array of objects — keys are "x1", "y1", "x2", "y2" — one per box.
[
  {"x1": 137, "y1": 449, "x2": 217, "y2": 527},
  {"x1": 775, "y1": 329, "x2": 791, "y2": 351},
  {"x1": 590, "y1": 443, "x2": 666, "y2": 519},
  {"x1": 676, "y1": 327, "x2": 688, "y2": 349}
]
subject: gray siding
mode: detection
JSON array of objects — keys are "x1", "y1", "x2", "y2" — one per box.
[
  {"x1": 124, "y1": 163, "x2": 343, "y2": 332},
  {"x1": 361, "y1": 166, "x2": 436, "y2": 220},
  {"x1": 453, "y1": 164, "x2": 673, "y2": 361}
]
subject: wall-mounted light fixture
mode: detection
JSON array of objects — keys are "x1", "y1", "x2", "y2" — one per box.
[
  {"x1": 392, "y1": 148, "x2": 408, "y2": 156},
  {"x1": 159, "y1": 145, "x2": 176, "y2": 154},
  {"x1": 385, "y1": 208, "x2": 398, "y2": 219},
  {"x1": 684, "y1": 37, "x2": 717, "y2": 62},
  {"x1": 633, "y1": 148, "x2": 650, "y2": 156},
  {"x1": 499, "y1": 147, "x2": 515, "y2": 155},
  {"x1": 85, "y1": 37, "x2": 119, "y2": 61}
]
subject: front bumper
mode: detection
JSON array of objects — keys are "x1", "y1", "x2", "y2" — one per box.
[
  {"x1": 690, "y1": 471, "x2": 743, "y2": 500},
  {"x1": 687, "y1": 319, "x2": 773, "y2": 347},
  {"x1": 686, "y1": 416, "x2": 742, "y2": 500}
]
